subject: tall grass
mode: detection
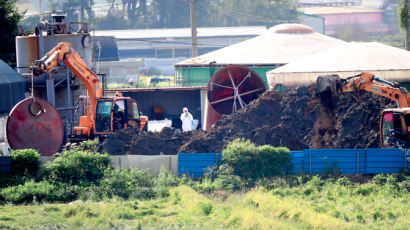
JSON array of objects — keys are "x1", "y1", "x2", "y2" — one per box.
[
  {"x1": 1, "y1": 178, "x2": 408, "y2": 229},
  {"x1": 0, "y1": 144, "x2": 408, "y2": 229}
]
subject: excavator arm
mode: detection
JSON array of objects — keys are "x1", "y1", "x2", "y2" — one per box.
[
  {"x1": 316, "y1": 72, "x2": 410, "y2": 108},
  {"x1": 32, "y1": 42, "x2": 102, "y2": 133}
]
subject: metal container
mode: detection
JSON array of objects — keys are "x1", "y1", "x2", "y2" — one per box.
[
  {"x1": 16, "y1": 36, "x2": 39, "y2": 75},
  {"x1": 6, "y1": 97, "x2": 64, "y2": 156},
  {"x1": 16, "y1": 33, "x2": 92, "y2": 75}
]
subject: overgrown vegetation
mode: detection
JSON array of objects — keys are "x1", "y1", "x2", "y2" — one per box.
[
  {"x1": 0, "y1": 147, "x2": 179, "y2": 204},
  {"x1": 0, "y1": 139, "x2": 409, "y2": 229},
  {"x1": 107, "y1": 75, "x2": 175, "y2": 89}
]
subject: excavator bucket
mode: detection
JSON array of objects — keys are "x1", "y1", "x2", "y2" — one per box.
[
  {"x1": 315, "y1": 74, "x2": 342, "y2": 107},
  {"x1": 315, "y1": 74, "x2": 341, "y2": 96}
]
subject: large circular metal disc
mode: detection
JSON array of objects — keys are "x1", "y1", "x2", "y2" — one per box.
[
  {"x1": 7, "y1": 97, "x2": 64, "y2": 156},
  {"x1": 207, "y1": 64, "x2": 267, "y2": 114}
]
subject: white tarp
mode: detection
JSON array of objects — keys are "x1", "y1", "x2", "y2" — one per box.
[
  {"x1": 267, "y1": 42, "x2": 410, "y2": 89},
  {"x1": 176, "y1": 24, "x2": 346, "y2": 66}
]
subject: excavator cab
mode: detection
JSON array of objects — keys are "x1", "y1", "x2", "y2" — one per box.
[
  {"x1": 380, "y1": 109, "x2": 410, "y2": 148},
  {"x1": 95, "y1": 97, "x2": 145, "y2": 134}
]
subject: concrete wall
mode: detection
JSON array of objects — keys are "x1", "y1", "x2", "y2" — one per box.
[
  {"x1": 37, "y1": 155, "x2": 178, "y2": 175},
  {"x1": 110, "y1": 155, "x2": 178, "y2": 175}
]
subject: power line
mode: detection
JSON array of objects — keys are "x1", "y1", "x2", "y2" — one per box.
[{"x1": 24, "y1": 3, "x2": 121, "y2": 17}]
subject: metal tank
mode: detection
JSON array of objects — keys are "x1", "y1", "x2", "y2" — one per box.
[
  {"x1": 6, "y1": 97, "x2": 64, "y2": 156},
  {"x1": 16, "y1": 34, "x2": 92, "y2": 75},
  {"x1": 13, "y1": 12, "x2": 94, "y2": 152},
  {"x1": 205, "y1": 65, "x2": 267, "y2": 130}
]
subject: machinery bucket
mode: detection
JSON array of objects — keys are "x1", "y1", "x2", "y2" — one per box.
[
  {"x1": 315, "y1": 75, "x2": 341, "y2": 107},
  {"x1": 315, "y1": 74, "x2": 341, "y2": 96}
]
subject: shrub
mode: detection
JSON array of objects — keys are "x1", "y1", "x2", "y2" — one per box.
[
  {"x1": 371, "y1": 174, "x2": 387, "y2": 185},
  {"x1": 198, "y1": 202, "x2": 213, "y2": 216},
  {"x1": 155, "y1": 168, "x2": 180, "y2": 187},
  {"x1": 43, "y1": 150, "x2": 111, "y2": 185},
  {"x1": 10, "y1": 149, "x2": 40, "y2": 177},
  {"x1": 354, "y1": 184, "x2": 377, "y2": 196},
  {"x1": 222, "y1": 139, "x2": 292, "y2": 180},
  {"x1": 99, "y1": 168, "x2": 156, "y2": 199},
  {"x1": 0, "y1": 180, "x2": 80, "y2": 204},
  {"x1": 257, "y1": 145, "x2": 292, "y2": 177},
  {"x1": 70, "y1": 139, "x2": 100, "y2": 153},
  {"x1": 223, "y1": 139, "x2": 257, "y2": 179},
  {"x1": 208, "y1": 164, "x2": 244, "y2": 190}
]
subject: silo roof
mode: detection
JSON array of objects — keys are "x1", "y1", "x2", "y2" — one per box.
[
  {"x1": 175, "y1": 24, "x2": 346, "y2": 66},
  {"x1": 266, "y1": 42, "x2": 410, "y2": 89}
]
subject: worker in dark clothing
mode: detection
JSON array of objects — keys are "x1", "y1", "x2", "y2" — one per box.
[{"x1": 113, "y1": 104, "x2": 125, "y2": 130}]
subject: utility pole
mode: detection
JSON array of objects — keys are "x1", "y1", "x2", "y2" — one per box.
[
  {"x1": 405, "y1": 0, "x2": 409, "y2": 50},
  {"x1": 39, "y1": 0, "x2": 43, "y2": 21},
  {"x1": 190, "y1": 0, "x2": 198, "y2": 57},
  {"x1": 400, "y1": 0, "x2": 409, "y2": 50}
]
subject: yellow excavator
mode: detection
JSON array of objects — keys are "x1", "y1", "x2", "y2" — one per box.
[
  {"x1": 316, "y1": 72, "x2": 410, "y2": 148},
  {"x1": 32, "y1": 42, "x2": 148, "y2": 142}
]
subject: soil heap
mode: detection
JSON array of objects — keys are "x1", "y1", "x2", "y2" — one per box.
[{"x1": 100, "y1": 86, "x2": 394, "y2": 155}]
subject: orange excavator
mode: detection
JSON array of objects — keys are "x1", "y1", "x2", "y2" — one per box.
[
  {"x1": 32, "y1": 42, "x2": 148, "y2": 142},
  {"x1": 316, "y1": 72, "x2": 410, "y2": 148}
]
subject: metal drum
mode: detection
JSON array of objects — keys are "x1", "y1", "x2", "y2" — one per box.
[{"x1": 6, "y1": 97, "x2": 64, "y2": 156}]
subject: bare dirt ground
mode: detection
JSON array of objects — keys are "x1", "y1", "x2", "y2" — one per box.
[{"x1": 100, "y1": 86, "x2": 394, "y2": 155}]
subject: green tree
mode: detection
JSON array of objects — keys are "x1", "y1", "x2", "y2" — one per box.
[
  {"x1": 198, "y1": 0, "x2": 297, "y2": 28},
  {"x1": 0, "y1": 0, "x2": 23, "y2": 67},
  {"x1": 98, "y1": 0, "x2": 298, "y2": 29},
  {"x1": 399, "y1": 0, "x2": 409, "y2": 50},
  {"x1": 151, "y1": 0, "x2": 190, "y2": 28},
  {"x1": 123, "y1": 0, "x2": 146, "y2": 21},
  {"x1": 62, "y1": 0, "x2": 95, "y2": 24}
]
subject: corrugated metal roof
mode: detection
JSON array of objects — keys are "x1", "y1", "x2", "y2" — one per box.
[
  {"x1": 94, "y1": 26, "x2": 267, "y2": 40},
  {"x1": 299, "y1": 6, "x2": 382, "y2": 15},
  {"x1": 94, "y1": 36, "x2": 119, "y2": 62},
  {"x1": 175, "y1": 24, "x2": 346, "y2": 66}
]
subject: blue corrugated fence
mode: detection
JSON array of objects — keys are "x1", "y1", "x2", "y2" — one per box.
[
  {"x1": 178, "y1": 149, "x2": 409, "y2": 177},
  {"x1": 291, "y1": 149, "x2": 409, "y2": 174},
  {"x1": 178, "y1": 153, "x2": 222, "y2": 178}
]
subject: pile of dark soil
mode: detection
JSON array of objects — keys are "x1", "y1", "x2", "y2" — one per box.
[{"x1": 100, "y1": 86, "x2": 394, "y2": 155}]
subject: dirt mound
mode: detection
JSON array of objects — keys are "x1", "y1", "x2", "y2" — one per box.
[{"x1": 100, "y1": 86, "x2": 394, "y2": 155}]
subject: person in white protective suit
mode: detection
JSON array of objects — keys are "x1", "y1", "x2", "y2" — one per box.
[{"x1": 180, "y1": 107, "x2": 193, "y2": 132}]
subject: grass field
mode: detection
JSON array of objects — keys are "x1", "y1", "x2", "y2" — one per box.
[{"x1": 1, "y1": 179, "x2": 409, "y2": 229}]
